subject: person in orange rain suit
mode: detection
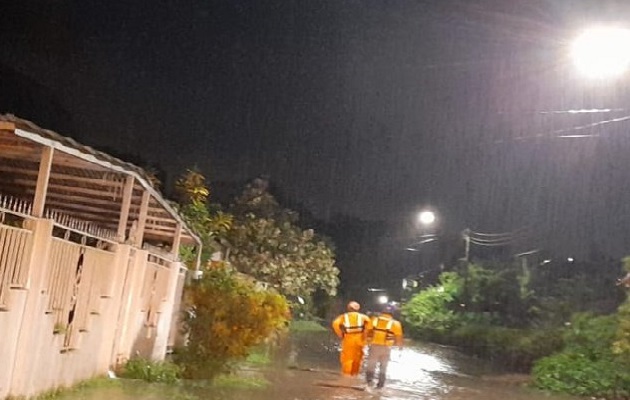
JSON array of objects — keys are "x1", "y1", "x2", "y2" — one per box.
[
  {"x1": 332, "y1": 301, "x2": 372, "y2": 376},
  {"x1": 365, "y1": 305, "x2": 403, "y2": 389}
]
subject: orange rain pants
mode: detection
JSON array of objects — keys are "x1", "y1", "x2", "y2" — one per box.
[
  {"x1": 339, "y1": 334, "x2": 365, "y2": 376},
  {"x1": 332, "y1": 311, "x2": 371, "y2": 376}
]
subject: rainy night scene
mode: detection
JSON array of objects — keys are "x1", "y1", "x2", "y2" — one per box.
[{"x1": 3, "y1": 0, "x2": 630, "y2": 399}]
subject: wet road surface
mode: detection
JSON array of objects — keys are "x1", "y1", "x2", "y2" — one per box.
[{"x1": 56, "y1": 331, "x2": 578, "y2": 400}]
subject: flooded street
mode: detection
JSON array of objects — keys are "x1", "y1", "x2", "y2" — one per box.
[{"x1": 57, "y1": 331, "x2": 577, "y2": 400}]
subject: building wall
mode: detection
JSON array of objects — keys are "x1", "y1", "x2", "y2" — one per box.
[
  {"x1": 168, "y1": 268, "x2": 188, "y2": 350},
  {"x1": 0, "y1": 216, "x2": 182, "y2": 399}
]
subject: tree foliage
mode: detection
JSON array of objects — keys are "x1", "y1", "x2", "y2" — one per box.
[
  {"x1": 176, "y1": 169, "x2": 232, "y2": 265},
  {"x1": 402, "y1": 254, "x2": 630, "y2": 384},
  {"x1": 403, "y1": 262, "x2": 537, "y2": 334},
  {"x1": 459, "y1": 263, "x2": 536, "y2": 327},
  {"x1": 224, "y1": 179, "x2": 339, "y2": 297},
  {"x1": 175, "y1": 172, "x2": 339, "y2": 298},
  {"x1": 402, "y1": 262, "x2": 566, "y2": 369},
  {"x1": 172, "y1": 170, "x2": 339, "y2": 378},
  {"x1": 177, "y1": 266, "x2": 289, "y2": 379},
  {"x1": 173, "y1": 170, "x2": 293, "y2": 379},
  {"x1": 401, "y1": 272, "x2": 461, "y2": 339}
]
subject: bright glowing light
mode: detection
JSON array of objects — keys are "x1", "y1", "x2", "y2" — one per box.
[
  {"x1": 297, "y1": 296, "x2": 305, "y2": 305},
  {"x1": 377, "y1": 295, "x2": 389, "y2": 304},
  {"x1": 571, "y1": 27, "x2": 630, "y2": 79},
  {"x1": 567, "y1": 257, "x2": 574, "y2": 262},
  {"x1": 386, "y1": 346, "x2": 452, "y2": 388},
  {"x1": 418, "y1": 210, "x2": 436, "y2": 226}
]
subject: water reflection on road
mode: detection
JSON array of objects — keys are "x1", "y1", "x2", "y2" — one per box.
[
  {"x1": 56, "y1": 331, "x2": 578, "y2": 400},
  {"x1": 269, "y1": 332, "x2": 578, "y2": 400}
]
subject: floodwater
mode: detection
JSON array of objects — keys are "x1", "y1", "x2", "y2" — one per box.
[{"x1": 58, "y1": 331, "x2": 577, "y2": 400}]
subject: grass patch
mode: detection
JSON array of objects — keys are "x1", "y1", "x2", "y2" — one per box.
[
  {"x1": 183, "y1": 373, "x2": 270, "y2": 390},
  {"x1": 71, "y1": 378, "x2": 122, "y2": 391},
  {"x1": 289, "y1": 320, "x2": 327, "y2": 332},
  {"x1": 118, "y1": 358, "x2": 182, "y2": 384},
  {"x1": 4, "y1": 377, "x2": 121, "y2": 400},
  {"x1": 212, "y1": 375, "x2": 269, "y2": 389},
  {"x1": 244, "y1": 347, "x2": 271, "y2": 366}
]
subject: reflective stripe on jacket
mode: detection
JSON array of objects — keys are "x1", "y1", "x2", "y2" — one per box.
[{"x1": 341, "y1": 312, "x2": 367, "y2": 335}]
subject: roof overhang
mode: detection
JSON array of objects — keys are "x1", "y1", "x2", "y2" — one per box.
[{"x1": 0, "y1": 114, "x2": 201, "y2": 247}]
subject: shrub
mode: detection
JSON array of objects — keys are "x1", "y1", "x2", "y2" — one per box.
[
  {"x1": 449, "y1": 325, "x2": 563, "y2": 371},
  {"x1": 176, "y1": 267, "x2": 289, "y2": 379},
  {"x1": 614, "y1": 260, "x2": 630, "y2": 358},
  {"x1": 563, "y1": 313, "x2": 618, "y2": 357},
  {"x1": 533, "y1": 352, "x2": 630, "y2": 398},
  {"x1": 119, "y1": 358, "x2": 182, "y2": 384},
  {"x1": 533, "y1": 313, "x2": 630, "y2": 398}
]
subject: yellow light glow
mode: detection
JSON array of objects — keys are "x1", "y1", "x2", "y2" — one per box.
[{"x1": 572, "y1": 27, "x2": 630, "y2": 79}]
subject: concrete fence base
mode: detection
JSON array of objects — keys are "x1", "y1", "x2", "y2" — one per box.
[{"x1": 0, "y1": 218, "x2": 185, "y2": 399}]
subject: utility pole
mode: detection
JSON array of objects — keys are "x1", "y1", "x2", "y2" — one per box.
[{"x1": 462, "y1": 228, "x2": 471, "y2": 263}]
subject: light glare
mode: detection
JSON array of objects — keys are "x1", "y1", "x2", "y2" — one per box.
[
  {"x1": 377, "y1": 295, "x2": 389, "y2": 304},
  {"x1": 418, "y1": 210, "x2": 436, "y2": 225},
  {"x1": 572, "y1": 27, "x2": 630, "y2": 79}
]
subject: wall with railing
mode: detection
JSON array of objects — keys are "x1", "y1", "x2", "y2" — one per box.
[
  {"x1": 45, "y1": 237, "x2": 117, "y2": 351},
  {"x1": 0, "y1": 213, "x2": 33, "y2": 309},
  {"x1": 0, "y1": 195, "x2": 186, "y2": 399}
]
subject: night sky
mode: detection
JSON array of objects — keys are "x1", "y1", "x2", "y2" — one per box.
[{"x1": 3, "y1": 0, "x2": 630, "y2": 288}]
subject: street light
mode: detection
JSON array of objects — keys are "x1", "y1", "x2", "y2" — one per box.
[
  {"x1": 408, "y1": 209, "x2": 438, "y2": 251},
  {"x1": 571, "y1": 26, "x2": 630, "y2": 79},
  {"x1": 418, "y1": 210, "x2": 436, "y2": 226}
]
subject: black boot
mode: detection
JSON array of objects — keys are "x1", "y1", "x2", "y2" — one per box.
[
  {"x1": 366, "y1": 370, "x2": 374, "y2": 386},
  {"x1": 376, "y1": 371, "x2": 386, "y2": 388}
]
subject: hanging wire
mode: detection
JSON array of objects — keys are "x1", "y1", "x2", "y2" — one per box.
[
  {"x1": 537, "y1": 108, "x2": 627, "y2": 115},
  {"x1": 470, "y1": 239, "x2": 513, "y2": 247},
  {"x1": 496, "y1": 108, "x2": 627, "y2": 115},
  {"x1": 494, "y1": 113, "x2": 630, "y2": 143},
  {"x1": 468, "y1": 230, "x2": 518, "y2": 237},
  {"x1": 462, "y1": 225, "x2": 533, "y2": 247}
]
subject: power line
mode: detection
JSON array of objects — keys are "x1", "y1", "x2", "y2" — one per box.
[{"x1": 494, "y1": 113, "x2": 630, "y2": 143}]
